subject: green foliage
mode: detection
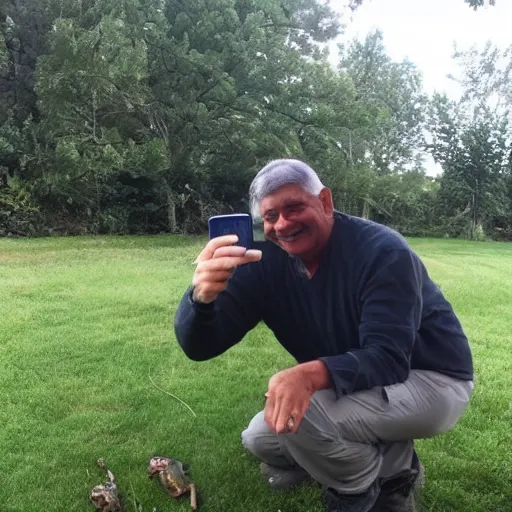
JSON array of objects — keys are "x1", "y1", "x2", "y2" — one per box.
[
  {"x1": 0, "y1": 178, "x2": 41, "y2": 236},
  {"x1": 370, "y1": 171, "x2": 442, "y2": 237},
  {"x1": 0, "y1": 0, "x2": 508, "y2": 238},
  {"x1": 428, "y1": 92, "x2": 510, "y2": 240},
  {"x1": 339, "y1": 31, "x2": 428, "y2": 175},
  {"x1": 451, "y1": 41, "x2": 511, "y2": 109}
]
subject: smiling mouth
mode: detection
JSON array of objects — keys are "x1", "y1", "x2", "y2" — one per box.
[{"x1": 276, "y1": 228, "x2": 306, "y2": 242}]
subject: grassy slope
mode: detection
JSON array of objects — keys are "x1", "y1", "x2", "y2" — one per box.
[{"x1": 0, "y1": 236, "x2": 510, "y2": 511}]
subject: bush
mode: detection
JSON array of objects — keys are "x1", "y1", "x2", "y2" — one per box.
[
  {"x1": 0, "y1": 184, "x2": 42, "y2": 237},
  {"x1": 98, "y1": 206, "x2": 131, "y2": 234},
  {"x1": 490, "y1": 226, "x2": 512, "y2": 241}
]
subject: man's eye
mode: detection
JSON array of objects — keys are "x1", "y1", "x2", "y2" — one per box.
[{"x1": 265, "y1": 211, "x2": 278, "y2": 222}]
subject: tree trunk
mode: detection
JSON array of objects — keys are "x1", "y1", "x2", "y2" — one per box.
[
  {"x1": 362, "y1": 198, "x2": 370, "y2": 219},
  {"x1": 162, "y1": 179, "x2": 177, "y2": 233},
  {"x1": 470, "y1": 192, "x2": 477, "y2": 239}
]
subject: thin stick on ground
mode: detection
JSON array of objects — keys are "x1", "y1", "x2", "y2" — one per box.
[
  {"x1": 149, "y1": 373, "x2": 197, "y2": 417},
  {"x1": 190, "y1": 483, "x2": 197, "y2": 511}
]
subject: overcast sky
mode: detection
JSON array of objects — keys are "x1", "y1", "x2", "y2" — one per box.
[
  {"x1": 328, "y1": 0, "x2": 512, "y2": 175},
  {"x1": 333, "y1": 0, "x2": 511, "y2": 98}
]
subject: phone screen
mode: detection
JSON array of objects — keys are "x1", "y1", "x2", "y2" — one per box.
[{"x1": 208, "y1": 214, "x2": 254, "y2": 248}]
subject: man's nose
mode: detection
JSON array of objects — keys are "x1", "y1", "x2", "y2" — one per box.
[{"x1": 274, "y1": 213, "x2": 291, "y2": 232}]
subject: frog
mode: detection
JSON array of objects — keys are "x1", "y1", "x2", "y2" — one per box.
[
  {"x1": 148, "y1": 456, "x2": 197, "y2": 510},
  {"x1": 89, "y1": 458, "x2": 123, "y2": 512}
]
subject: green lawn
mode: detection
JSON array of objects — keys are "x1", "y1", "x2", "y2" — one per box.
[{"x1": 1, "y1": 235, "x2": 511, "y2": 512}]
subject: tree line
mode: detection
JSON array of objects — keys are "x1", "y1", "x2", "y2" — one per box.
[{"x1": 0, "y1": 0, "x2": 510, "y2": 240}]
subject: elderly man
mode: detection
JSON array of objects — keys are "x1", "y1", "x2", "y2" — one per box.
[{"x1": 173, "y1": 159, "x2": 474, "y2": 512}]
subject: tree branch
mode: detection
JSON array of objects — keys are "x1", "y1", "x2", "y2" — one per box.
[{"x1": 195, "y1": 60, "x2": 243, "y2": 102}]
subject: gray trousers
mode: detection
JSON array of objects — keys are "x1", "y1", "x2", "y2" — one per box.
[{"x1": 241, "y1": 370, "x2": 473, "y2": 494}]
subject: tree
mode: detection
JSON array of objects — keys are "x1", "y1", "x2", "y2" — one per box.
[
  {"x1": 2, "y1": 0, "x2": 503, "y2": 238},
  {"x1": 465, "y1": 0, "x2": 496, "y2": 9},
  {"x1": 428, "y1": 94, "x2": 510, "y2": 239},
  {"x1": 9, "y1": 0, "x2": 350, "y2": 233},
  {"x1": 451, "y1": 41, "x2": 511, "y2": 113},
  {"x1": 443, "y1": 40, "x2": 512, "y2": 239},
  {"x1": 338, "y1": 30, "x2": 428, "y2": 175}
]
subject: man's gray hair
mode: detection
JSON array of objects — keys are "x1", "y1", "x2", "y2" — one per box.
[{"x1": 248, "y1": 159, "x2": 325, "y2": 218}]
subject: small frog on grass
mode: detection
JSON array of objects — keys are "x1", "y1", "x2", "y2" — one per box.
[
  {"x1": 90, "y1": 458, "x2": 123, "y2": 512},
  {"x1": 148, "y1": 456, "x2": 198, "y2": 510}
]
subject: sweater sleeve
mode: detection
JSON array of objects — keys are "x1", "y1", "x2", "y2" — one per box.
[
  {"x1": 173, "y1": 261, "x2": 266, "y2": 361},
  {"x1": 319, "y1": 248, "x2": 424, "y2": 398}
]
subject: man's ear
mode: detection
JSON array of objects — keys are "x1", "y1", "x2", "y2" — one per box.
[{"x1": 319, "y1": 187, "x2": 334, "y2": 215}]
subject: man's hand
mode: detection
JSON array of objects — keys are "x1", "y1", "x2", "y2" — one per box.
[
  {"x1": 192, "y1": 235, "x2": 262, "y2": 304},
  {"x1": 264, "y1": 361, "x2": 332, "y2": 434}
]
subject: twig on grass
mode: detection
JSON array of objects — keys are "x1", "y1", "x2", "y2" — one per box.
[
  {"x1": 128, "y1": 480, "x2": 141, "y2": 512},
  {"x1": 149, "y1": 373, "x2": 197, "y2": 417}
]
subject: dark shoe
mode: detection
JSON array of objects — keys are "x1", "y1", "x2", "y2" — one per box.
[
  {"x1": 371, "y1": 451, "x2": 425, "y2": 512},
  {"x1": 324, "y1": 479, "x2": 380, "y2": 512},
  {"x1": 260, "y1": 462, "x2": 312, "y2": 490}
]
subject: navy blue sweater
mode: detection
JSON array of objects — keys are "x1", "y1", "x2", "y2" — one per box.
[{"x1": 174, "y1": 212, "x2": 474, "y2": 397}]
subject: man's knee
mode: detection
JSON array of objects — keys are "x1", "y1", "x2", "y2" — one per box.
[
  {"x1": 241, "y1": 411, "x2": 278, "y2": 460},
  {"x1": 282, "y1": 393, "x2": 381, "y2": 493},
  {"x1": 241, "y1": 426, "x2": 262, "y2": 457},
  {"x1": 284, "y1": 390, "x2": 381, "y2": 461},
  {"x1": 298, "y1": 390, "x2": 339, "y2": 439},
  {"x1": 284, "y1": 391, "x2": 343, "y2": 454}
]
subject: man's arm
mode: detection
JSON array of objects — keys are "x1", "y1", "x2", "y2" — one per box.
[
  {"x1": 319, "y1": 248, "x2": 424, "y2": 398},
  {"x1": 174, "y1": 260, "x2": 266, "y2": 361}
]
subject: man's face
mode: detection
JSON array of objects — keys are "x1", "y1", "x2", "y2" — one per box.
[{"x1": 259, "y1": 183, "x2": 334, "y2": 261}]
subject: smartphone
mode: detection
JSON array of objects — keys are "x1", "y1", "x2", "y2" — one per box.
[{"x1": 208, "y1": 214, "x2": 254, "y2": 248}]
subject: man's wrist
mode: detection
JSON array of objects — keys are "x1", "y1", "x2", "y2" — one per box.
[
  {"x1": 297, "y1": 360, "x2": 332, "y2": 392},
  {"x1": 188, "y1": 286, "x2": 214, "y2": 309},
  {"x1": 190, "y1": 285, "x2": 202, "y2": 303}
]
